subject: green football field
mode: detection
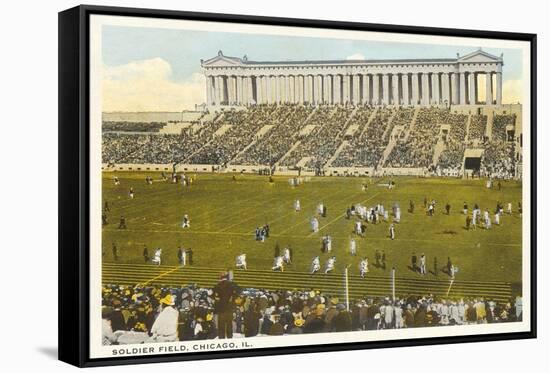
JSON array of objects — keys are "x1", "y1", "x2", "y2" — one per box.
[{"x1": 101, "y1": 172, "x2": 523, "y2": 289}]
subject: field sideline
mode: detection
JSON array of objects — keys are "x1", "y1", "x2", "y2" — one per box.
[{"x1": 102, "y1": 172, "x2": 523, "y2": 290}]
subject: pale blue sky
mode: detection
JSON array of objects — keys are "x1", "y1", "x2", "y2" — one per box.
[
  {"x1": 101, "y1": 25, "x2": 524, "y2": 111},
  {"x1": 103, "y1": 25, "x2": 523, "y2": 81}
]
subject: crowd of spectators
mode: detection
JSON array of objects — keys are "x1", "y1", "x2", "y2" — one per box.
[
  {"x1": 482, "y1": 141, "x2": 517, "y2": 179},
  {"x1": 102, "y1": 121, "x2": 223, "y2": 164},
  {"x1": 233, "y1": 105, "x2": 314, "y2": 166},
  {"x1": 100, "y1": 105, "x2": 520, "y2": 179},
  {"x1": 437, "y1": 113, "x2": 468, "y2": 174},
  {"x1": 468, "y1": 114, "x2": 488, "y2": 141},
  {"x1": 102, "y1": 282, "x2": 523, "y2": 345},
  {"x1": 332, "y1": 107, "x2": 399, "y2": 167},
  {"x1": 187, "y1": 106, "x2": 277, "y2": 165},
  {"x1": 103, "y1": 121, "x2": 166, "y2": 133},
  {"x1": 385, "y1": 107, "x2": 445, "y2": 168},
  {"x1": 280, "y1": 105, "x2": 352, "y2": 167},
  {"x1": 492, "y1": 114, "x2": 516, "y2": 142}
]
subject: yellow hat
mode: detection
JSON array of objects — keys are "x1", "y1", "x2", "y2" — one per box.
[
  {"x1": 331, "y1": 297, "x2": 339, "y2": 305},
  {"x1": 294, "y1": 318, "x2": 305, "y2": 327},
  {"x1": 206, "y1": 313, "x2": 213, "y2": 321},
  {"x1": 160, "y1": 294, "x2": 175, "y2": 306}
]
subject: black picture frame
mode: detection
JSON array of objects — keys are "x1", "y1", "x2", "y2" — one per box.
[{"x1": 58, "y1": 4, "x2": 537, "y2": 368}]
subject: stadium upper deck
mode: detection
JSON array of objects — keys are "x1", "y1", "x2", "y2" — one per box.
[{"x1": 102, "y1": 104, "x2": 522, "y2": 179}]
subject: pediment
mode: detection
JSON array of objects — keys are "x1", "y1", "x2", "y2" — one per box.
[
  {"x1": 202, "y1": 55, "x2": 244, "y2": 67},
  {"x1": 458, "y1": 50, "x2": 502, "y2": 63}
]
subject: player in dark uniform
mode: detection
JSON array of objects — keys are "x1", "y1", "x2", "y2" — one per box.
[
  {"x1": 411, "y1": 252, "x2": 418, "y2": 273},
  {"x1": 445, "y1": 203, "x2": 451, "y2": 215},
  {"x1": 409, "y1": 200, "x2": 414, "y2": 213},
  {"x1": 118, "y1": 216, "x2": 127, "y2": 229},
  {"x1": 104, "y1": 201, "x2": 110, "y2": 212},
  {"x1": 446, "y1": 257, "x2": 453, "y2": 276},
  {"x1": 143, "y1": 245, "x2": 149, "y2": 262},
  {"x1": 102, "y1": 212, "x2": 108, "y2": 226},
  {"x1": 112, "y1": 243, "x2": 118, "y2": 261}
]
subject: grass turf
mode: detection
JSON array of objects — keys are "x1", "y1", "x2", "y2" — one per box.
[{"x1": 102, "y1": 172, "x2": 522, "y2": 286}]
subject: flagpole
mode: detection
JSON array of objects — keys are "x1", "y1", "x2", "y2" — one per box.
[
  {"x1": 391, "y1": 266, "x2": 396, "y2": 301},
  {"x1": 345, "y1": 265, "x2": 350, "y2": 311}
]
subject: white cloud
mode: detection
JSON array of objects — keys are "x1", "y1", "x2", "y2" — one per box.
[
  {"x1": 102, "y1": 58, "x2": 205, "y2": 112},
  {"x1": 502, "y1": 79, "x2": 522, "y2": 104},
  {"x1": 475, "y1": 75, "x2": 522, "y2": 104},
  {"x1": 346, "y1": 53, "x2": 366, "y2": 60}
]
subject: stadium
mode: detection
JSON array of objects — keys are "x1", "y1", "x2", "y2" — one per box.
[{"x1": 100, "y1": 51, "x2": 524, "y2": 343}]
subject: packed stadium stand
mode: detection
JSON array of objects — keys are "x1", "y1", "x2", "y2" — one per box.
[
  {"x1": 101, "y1": 104, "x2": 520, "y2": 179},
  {"x1": 101, "y1": 267, "x2": 522, "y2": 343}
]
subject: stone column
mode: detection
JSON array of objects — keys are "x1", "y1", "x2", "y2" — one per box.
[
  {"x1": 289, "y1": 76, "x2": 295, "y2": 104},
  {"x1": 274, "y1": 76, "x2": 281, "y2": 104},
  {"x1": 213, "y1": 75, "x2": 221, "y2": 105},
  {"x1": 268, "y1": 75, "x2": 274, "y2": 104},
  {"x1": 334, "y1": 75, "x2": 342, "y2": 104},
  {"x1": 468, "y1": 72, "x2": 476, "y2": 105},
  {"x1": 236, "y1": 76, "x2": 243, "y2": 105},
  {"x1": 323, "y1": 75, "x2": 331, "y2": 104},
  {"x1": 246, "y1": 76, "x2": 253, "y2": 105},
  {"x1": 391, "y1": 74, "x2": 399, "y2": 105},
  {"x1": 421, "y1": 73, "x2": 430, "y2": 105},
  {"x1": 362, "y1": 74, "x2": 370, "y2": 104},
  {"x1": 495, "y1": 72, "x2": 502, "y2": 106},
  {"x1": 485, "y1": 72, "x2": 493, "y2": 105},
  {"x1": 206, "y1": 76, "x2": 213, "y2": 106},
  {"x1": 257, "y1": 76, "x2": 264, "y2": 104},
  {"x1": 342, "y1": 74, "x2": 350, "y2": 104},
  {"x1": 402, "y1": 74, "x2": 409, "y2": 106},
  {"x1": 352, "y1": 74, "x2": 360, "y2": 104},
  {"x1": 372, "y1": 74, "x2": 380, "y2": 105},
  {"x1": 459, "y1": 72, "x2": 466, "y2": 105},
  {"x1": 431, "y1": 73, "x2": 440, "y2": 105},
  {"x1": 441, "y1": 73, "x2": 449, "y2": 105},
  {"x1": 381, "y1": 74, "x2": 389, "y2": 105},
  {"x1": 284, "y1": 76, "x2": 290, "y2": 103},
  {"x1": 411, "y1": 73, "x2": 419, "y2": 105},
  {"x1": 450, "y1": 73, "x2": 458, "y2": 105},
  {"x1": 298, "y1": 75, "x2": 305, "y2": 104},
  {"x1": 229, "y1": 76, "x2": 235, "y2": 105}
]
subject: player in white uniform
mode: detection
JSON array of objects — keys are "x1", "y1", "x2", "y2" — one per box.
[
  {"x1": 484, "y1": 209, "x2": 491, "y2": 229},
  {"x1": 311, "y1": 256, "x2": 321, "y2": 274},
  {"x1": 182, "y1": 214, "x2": 190, "y2": 228},
  {"x1": 311, "y1": 217, "x2": 319, "y2": 232},
  {"x1": 395, "y1": 207, "x2": 401, "y2": 222},
  {"x1": 283, "y1": 247, "x2": 292, "y2": 264},
  {"x1": 507, "y1": 202, "x2": 513, "y2": 215},
  {"x1": 326, "y1": 236, "x2": 332, "y2": 253},
  {"x1": 152, "y1": 248, "x2": 162, "y2": 265},
  {"x1": 494, "y1": 212, "x2": 500, "y2": 226},
  {"x1": 389, "y1": 224, "x2": 395, "y2": 240},
  {"x1": 324, "y1": 256, "x2": 336, "y2": 274},
  {"x1": 317, "y1": 203, "x2": 324, "y2": 216},
  {"x1": 359, "y1": 257, "x2": 369, "y2": 278},
  {"x1": 294, "y1": 199, "x2": 301, "y2": 212},
  {"x1": 355, "y1": 221, "x2": 362, "y2": 236},
  {"x1": 272, "y1": 256, "x2": 284, "y2": 272},
  {"x1": 419, "y1": 254, "x2": 426, "y2": 275},
  {"x1": 236, "y1": 254, "x2": 247, "y2": 270}
]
